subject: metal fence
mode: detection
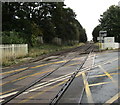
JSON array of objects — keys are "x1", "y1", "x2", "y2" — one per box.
[{"x1": 0, "y1": 44, "x2": 28, "y2": 62}]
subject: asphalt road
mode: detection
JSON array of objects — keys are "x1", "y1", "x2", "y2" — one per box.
[
  {"x1": 81, "y1": 50, "x2": 120, "y2": 104},
  {"x1": 0, "y1": 47, "x2": 119, "y2": 104}
]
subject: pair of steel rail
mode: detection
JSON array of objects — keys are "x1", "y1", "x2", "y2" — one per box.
[{"x1": 2, "y1": 44, "x2": 93, "y2": 105}]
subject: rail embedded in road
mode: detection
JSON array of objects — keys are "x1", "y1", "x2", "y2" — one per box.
[{"x1": 1, "y1": 44, "x2": 94, "y2": 105}]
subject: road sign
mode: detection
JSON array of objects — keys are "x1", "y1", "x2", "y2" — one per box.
[{"x1": 99, "y1": 31, "x2": 107, "y2": 37}]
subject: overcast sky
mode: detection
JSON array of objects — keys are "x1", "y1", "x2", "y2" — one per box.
[{"x1": 64, "y1": 0, "x2": 120, "y2": 41}]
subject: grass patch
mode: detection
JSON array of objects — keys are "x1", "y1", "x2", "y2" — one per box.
[{"x1": 28, "y1": 43, "x2": 84, "y2": 57}]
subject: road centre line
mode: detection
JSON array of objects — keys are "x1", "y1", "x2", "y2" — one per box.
[
  {"x1": 82, "y1": 72, "x2": 94, "y2": 103},
  {"x1": 104, "y1": 92, "x2": 120, "y2": 104}
]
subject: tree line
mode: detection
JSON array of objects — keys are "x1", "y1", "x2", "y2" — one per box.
[
  {"x1": 2, "y1": 2, "x2": 87, "y2": 46},
  {"x1": 92, "y1": 5, "x2": 120, "y2": 43}
]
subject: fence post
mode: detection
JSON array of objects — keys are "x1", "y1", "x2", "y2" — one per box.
[
  {"x1": 12, "y1": 44, "x2": 15, "y2": 59},
  {"x1": 26, "y1": 44, "x2": 28, "y2": 54}
]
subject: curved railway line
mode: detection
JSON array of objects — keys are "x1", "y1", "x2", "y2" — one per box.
[{"x1": 2, "y1": 45, "x2": 97, "y2": 105}]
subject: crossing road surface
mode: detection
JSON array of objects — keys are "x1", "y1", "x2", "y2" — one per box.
[{"x1": 0, "y1": 45, "x2": 119, "y2": 104}]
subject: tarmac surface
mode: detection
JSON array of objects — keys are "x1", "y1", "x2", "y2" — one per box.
[
  {"x1": 0, "y1": 48, "x2": 119, "y2": 104},
  {"x1": 81, "y1": 50, "x2": 119, "y2": 104}
]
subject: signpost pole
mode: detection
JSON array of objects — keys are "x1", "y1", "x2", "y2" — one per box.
[{"x1": 98, "y1": 31, "x2": 107, "y2": 52}]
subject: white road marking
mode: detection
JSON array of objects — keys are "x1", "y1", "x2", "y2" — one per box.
[
  {"x1": 0, "y1": 91, "x2": 18, "y2": 99},
  {"x1": 23, "y1": 75, "x2": 71, "y2": 94},
  {"x1": 1, "y1": 55, "x2": 116, "y2": 99},
  {"x1": 0, "y1": 99, "x2": 4, "y2": 103},
  {"x1": 33, "y1": 73, "x2": 73, "y2": 88}
]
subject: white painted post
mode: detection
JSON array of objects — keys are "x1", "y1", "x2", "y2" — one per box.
[
  {"x1": 12, "y1": 44, "x2": 15, "y2": 59},
  {"x1": 26, "y1": 44, "x2": 28, "y2": 54}
]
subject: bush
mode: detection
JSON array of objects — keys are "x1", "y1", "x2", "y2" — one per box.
[{"x1": 2, "y1": 31, "x2": 26, "y2": 44}]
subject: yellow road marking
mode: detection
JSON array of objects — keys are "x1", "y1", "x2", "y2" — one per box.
[
  {"x1": 0, "y1": 70, "x2": 53, "y2": 86},
  {"x1": 0, "y1": 88, "x2": 18, "y2": 95},
  {"x1": 98, "y1": 65, "x2": 115, "y2": 83},
  {"x1": 82, "y1": 72, "x2": 94, "y2": 103},
  {"x1": 1, "y1": 60, "x2": 66, "y2": 75},
  {"x1": 31, "y1": 60, "x2": 66, "y2": 69},
  {"x1": 0, "y1": 67, "x2": 28, "y2": 75},
  {"x1": 0, "y1": 60, "x2": 82, "y2": 86},
  {"x1": 1, "y1": 71, "x2": 84, "y2": 99},
  {"x1": 66, "y1": 62, "x2": 80, "y2": 66},
  {"x1": 104, "y1": 92, "x2": 120, "y2": 104},
  {"x1": 89, "y1": 81, "x2": 112, "y2": 87},
  {"x1": 72, "y1": 57, "x2": 81, "y2": 61},
  {"x1": 89, "y1": 73, "x2": 120, "y2": 78}
]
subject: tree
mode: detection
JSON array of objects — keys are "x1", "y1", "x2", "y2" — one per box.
[
  {"x1": 79, "y1": 28, "x2": 87, "y2": 43},
  {"x1": 2, "y1": 2, "x2": 87, "y2": 45},
  {"x1": 92, "y1": 25, "x2": 101, "y2": 42},
  {"x1": 99, "y1": 5, "x2": 120, "y2": 42}
]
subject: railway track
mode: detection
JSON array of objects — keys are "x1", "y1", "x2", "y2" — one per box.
[
  {"x1": 1, "y1": 44, "x2": 94, "y2": 105},
  {"x1": 50, "y1": 46, "x2": 94, "y2": 105},
  {"x1": 1, "y1": 44, "x2": 91, "y2": 80}
]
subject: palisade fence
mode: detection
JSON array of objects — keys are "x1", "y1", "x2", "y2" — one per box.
[{"x1": 0, "y1": 44, "x2": 28, "y2": 63}]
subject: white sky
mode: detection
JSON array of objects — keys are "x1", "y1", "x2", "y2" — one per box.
[{"x1": 64, "y1": 0, "x2": 120, "y2": 41}]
